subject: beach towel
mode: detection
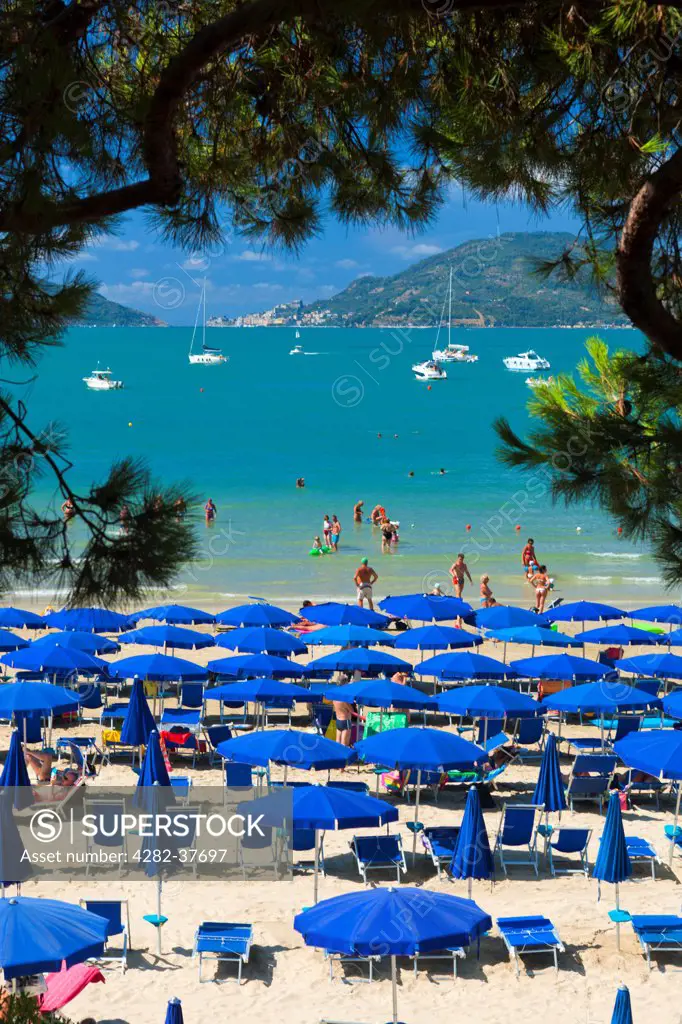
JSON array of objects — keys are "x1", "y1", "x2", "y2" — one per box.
[
  {"x1": 38, "y1": 964, "x2": 105, "y2": 1012},
  {"x1": 363, "y1": 711, "x2": 407, "y2": 739}
]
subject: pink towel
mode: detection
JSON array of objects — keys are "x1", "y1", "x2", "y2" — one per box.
[{"x1": 38, "y1": 963, "x2": 105, "y2": 1013}]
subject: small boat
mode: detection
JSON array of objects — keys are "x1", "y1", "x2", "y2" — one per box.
[
  {"x1": 431, "y1": 269, "x2": 479, "y2": 363},
  {"x1": 432, "y1": 342, "x2": 478, "y2": 363},
  {"x1": 295, "y1": 329, "x2": 301, "y2": 339},
  {"x1": 189, "y1": 283, "x2": 228, "y2": 365},
  {"x1": 503, "y1": 350, "x2": 551, "y2": 372},
  {"x1": 82, "y1": 366, "x2": 124, "y2": 390},
  {"x1": 289, "y1": 344, "x2": 304, "y2": 355},
  {"x1": 526, "y1": 375, "x2": 554, "y2": 389},
  {"x1": 412, "y1": 360, "x2": 447, "y2": 381}
]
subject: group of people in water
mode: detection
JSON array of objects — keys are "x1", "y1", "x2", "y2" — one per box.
[{"x1": 311, "y1": 514, "x2": 343, "y2": 555}]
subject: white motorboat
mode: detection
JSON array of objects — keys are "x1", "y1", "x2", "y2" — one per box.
[
  {"x1": 289, "y1": 344, "x2": 304, "y2": 355},
  {"x1": 431, "y1": 267, "x2": 479, "y2": 364},
  {"x1": 432, "y1": 342, "x2": 478, "y2": 363},
  {"x1": 189, "y1": 283, "x2": 228, "y2": 365},
  {"x1": 83, "y1": 367, "x2": 124, "y2": 390},
  {"x1": 526, "y1": 375, "x2": 554, "y2": 389},
  {"x1": 503, "y1": 350, "x2": 551, "y2": 372},
  {"x1": 412, "y1": 360, "x2": 447, "y2": 381}
]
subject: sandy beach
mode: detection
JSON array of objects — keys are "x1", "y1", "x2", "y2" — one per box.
[{"x1": 5, "y1": 599, "x2": 681, "y2": 1024}]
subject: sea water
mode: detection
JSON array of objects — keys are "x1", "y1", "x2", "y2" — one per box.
[{"x1": 21, "y1": 324, "x2": 663, "y2": 608}]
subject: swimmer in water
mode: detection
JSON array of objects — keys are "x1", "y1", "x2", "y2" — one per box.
[
  {"x1": 296, "y1": 477, "x2": 305, "y2": 488},
  {"x1": 439, "y1": 468, "x2": 446, "y2": 475},
  {"x1": 353, "y1": 500, "x2": 364, "y2": 522},
  {"x1": 377, "y1": 432, "x2": 382, "y2": 439},
  {"x1": 408, "y1": 471, "x2": 414, "y2": 478},
  {"x1": 204, "y1": 498, "x2": 217, "y2": 523},
  {"x1": 480, "y1": 574, "x2": 496, "y2": 607}
]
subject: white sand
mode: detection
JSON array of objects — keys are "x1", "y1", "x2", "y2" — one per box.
[{"x1": 6, "y1": 610, "x2": 682, "y2": 1023}]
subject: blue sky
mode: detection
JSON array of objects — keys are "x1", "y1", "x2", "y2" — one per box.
[{"x1": 78, "y1": 186, "x2": 581, "y2": 325}]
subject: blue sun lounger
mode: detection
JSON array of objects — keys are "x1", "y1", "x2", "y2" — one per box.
[
  {"x1": 625, "y1": 836, "x2": 660, "y2": 880},
  {"x1": 548, "y1": 828, "x2": 591, "y2": 877},
  {"x1": 494, "y1": 804, "x2": 540, "y2": 877},
  {"x1": 497, "y1": 916, "x2": 565, "y2": 977},
  {"x1": 630, "y1": 915, "x2": 682, "y2": 969},
  {"x1": 193, "y1": 922, "x2": 253, "y2": 983},
  {"x1": 323, "y1": 949, "x2": 381, "y2": 982},
  {"x1": 350, "y1": 834, "x2": 406, "y2": 884},
  {"x1": 421, "y1": 826, "x2": 461, "y2": 879}
]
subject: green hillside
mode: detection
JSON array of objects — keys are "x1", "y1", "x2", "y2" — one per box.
[
  {"x1": 302, "y1": 231, "x2": 629, "y2": 327},
  {"x1": 75, "y1": 293, "x2": 166, "y2": 327}
]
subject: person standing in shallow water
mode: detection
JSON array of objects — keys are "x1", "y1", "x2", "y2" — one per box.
[
  {"x1": 449, "y1": 553, "x2": 473, "y2": 598},
  {"x1": 331, "y1": 514, "x2": 342, "y2": 551},
  {"x1": 204, "y1": 497, "x2": 217, "y2": 524}
]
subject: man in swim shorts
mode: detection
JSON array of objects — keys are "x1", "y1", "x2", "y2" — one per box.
[
  {"x1": 449, "y1": 553, "x2": 473, "y2": 598},
  {"x1": 354, "y1": 557, "x2": 378, "y2": 610},
  {"x1": 332, "y1": 698, "x2": 354, "y2": 747}
]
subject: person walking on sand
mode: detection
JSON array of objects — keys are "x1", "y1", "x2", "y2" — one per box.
[
  {"x1": 353, "y1": 500, "x2": 364, "y2": 523},
  {"x1": 354, "y1": 558, "x2": 378, "y2": 610},
  {"x1": 480, "y1": 574, "x2": 496, "y2": 607},
  {"x1": 449, "y1": 553, "x2": 473, "y2": 598},
  {"x1": 331, "y1": 514, "x2": 342, "y2": 552}
]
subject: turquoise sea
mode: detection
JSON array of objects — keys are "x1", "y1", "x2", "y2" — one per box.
[{"x1": 20, "y1": 323, "x2": 664, "y2": 609}]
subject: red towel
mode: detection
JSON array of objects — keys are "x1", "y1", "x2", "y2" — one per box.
[{"x1": 38, "y1": 963, "x2": 105, "y2": 1012}]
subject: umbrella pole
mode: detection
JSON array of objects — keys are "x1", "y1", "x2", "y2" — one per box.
[
  {"x1": 615, "y1": 882, "x2": 621, "y2": 951},
  {"x1": 412, "y1": 769, "x2": 422, "y2": 864},
  {"x1": 669, "y1": 786, "x2": 681, "y2": 866},
  {"x1": 391, "y1": 954, "x2": 398, "y2": 1024},
  {"x1": 157, "y1": 878, "x2": 163, "y2": 956},
  {"x1": 468, "y1": 876, "x2": 473, "y2": 899},
  {"x1": 313, "y1": 829, "x2": 320, "y2": 904}
]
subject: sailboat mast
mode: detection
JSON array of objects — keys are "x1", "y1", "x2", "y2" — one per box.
[
  {"x1": 202, "y1": 280, "x2": 206, "y2": 351},
  {"x1": 189, "y1": 285, "x2": 202, "y2": 356},
  {"x1": 448, "y1": 267, "x2": 452, "y2": 349}
]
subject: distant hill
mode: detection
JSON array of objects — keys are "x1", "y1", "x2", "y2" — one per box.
[
  {"x1": 75, "y1": 293, "x2": 166, "y2": 327},
  {"x1": 297, "y1": 231, "x2": 629, "y2": 328}
]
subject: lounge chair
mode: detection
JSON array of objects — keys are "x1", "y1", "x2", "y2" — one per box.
[
  {"x1": 323, "y1": 949, "x2": 380, "y2": 982},
  {"x1": 409, "y1": 946, "x2": 466, "y2": 979},
  {"x1": 566, "y1": 753, "x2": 617, "y2": 813},
  {"x1": 170, "y1": 775, "x2": 193, "y2": 804},
  {"x1": 160, "y1": 708, "x2": 202, "y2": 730},
  {"x1": 494, "y1": 804, "x2": 540, "y2": 877},
  {"x1": 82, "y1": 797, "x2": 127, "y2": 876},
  {"x1": 326, "y1": 780, "x2": 370, "y2": 795},
  {"x1": 547, "y1": 828, "x2": 591, "y2": 876},
  {"x1": 630, "y1": 915, "x2": 682, "y2": 969},
  {"x1": 79, "y1": 899, "x2": 130, "y2": 973},
  {"x1": 224, "y1": 762, "x2": 256, "y2": 791},
  {"x1": 240, "y1": 825, "x2": 278, "y2": 879},
  {"x1": 289, "y1": 828, "x2": 326, "y2": 874},
  {"x1": 205, "y1": 724, "x2": 233, "y2": 765},
  {"x1": 193, "y1": 922, "x2": 253, "y2": 983},
  {"x1": 626, "y1": 771, "x2": 665, "y2": 810},
  {"x1": 497, "y1": 915, "x2": 565, "y2": 977},
  {"x1": 350, "y1": 834, "x2": 406, "y2": 884},
  {"x1": 421, "y1": 826, "x2": 461, "y2": 879},
  {"x1": 513, "y1": 717, "x2": 545, "y2": 763},
  {"x1": 403, "y1": 769, "x2": 443, "y2": 804},
  {"x1": 625, "y1": 836, "x2": 659, "y2": 879},
  {"x1": 180, "y1": 682, "x2": 205, "y2": 709}
]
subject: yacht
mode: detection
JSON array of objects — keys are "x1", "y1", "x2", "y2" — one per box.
[
  {"x1": 189, "y1": 283, "x2": 228, "y2": 365},
  {"x1": 412, "y1": 360, "x2": 447, "y2": 381},
  {"x1": 526, "y1": 375, "x2": 554, "y2": 389},
  {"x1": 431, "y1": 267, "x2": 479, "y2": 363},
  {"x1": 83, "y1": 367, "x2": 124, "y2": 390},
  {"x1": 289, "y1": 344, "x2": 304, "y2": 355},
  {"x1": 503, "y1": 350, "x2": 551, "y2": 372}
]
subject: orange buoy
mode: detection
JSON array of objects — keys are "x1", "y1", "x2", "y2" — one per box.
[
  {"x1": 515, "y1": 524, "x2": 521, "y2": 531},
  {"x1": 427, "y1": 385, "x2": 432, "y2": 391},
  {"x1": 617, "y1": 526, "x2": 623, "y2": 534},
  {"x1": 466, "y1": 524, "x2": 471, "y2": 531}
]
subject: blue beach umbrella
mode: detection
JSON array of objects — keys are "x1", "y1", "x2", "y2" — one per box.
[
  {"x1": 108, "y1": 653, "x2": 208, "y2": 681},
  {"x1": 165, "y1": 999, "x2": 184, "y2": 1024},
  {"x1": 576, "y1": 623, "x2": 663, "y2": 647},
  {"x1": 614, "y1": 652, "x2": 682, "y2": 679},
  {"x1": 207, "y1": 678, "x2": 313, "y2": 708},
  {"x1": 611, "y1": 985, "x2": 633, "y2": 1024},
  {"x1": 131, "y1": 604, "x2": 215, "y2": 625},
  {"x1": 473, "y1": 605, "x2": 549, "y2": 629},
  {"x1": 32, "y1": 631, "x2": 119, "y2": 655},
  {"x1": 136, "y1": 730, "x2": 171, "y2": 791},
  {"x1": 217, "y1": 729, "x2": 355, "y2": 771},
  {"x1": 593, "y1": 792, "x2": 632, "y2": 948},
  {"x1": 304, "y1": 624, "x2": 395, "y2": 647},
  {"x1": 139, "y1": 780, "x2": 177, "y2": 955},
  {"x1": 380, "y1": 593, "x2": 472, "y2": 622},
  {"x1": 294, "y1": 887, "x2": 491, "y2": 1024},
  {"x1": 544, "y1": 681, "x2": 660, "y2": 715},
  {"x1": 0, "y1": 732, "x2": 32, "y2": 810},
  {"x1": 544, "y1": 601, "x2": 624, "y2": 626},
  {"x1": 416, "y1": 651, "x2": 518, "y2": 681},
  {"x1": 0, "y1": 681, "x2": 82, "y2": 716},
  {"x1": 120, "y1": 678, "x2": 156, "y2": 750},
  {"x1": 0, "y1": 630, "x2": 29, "y2": 652},
  {"x1": 217, "y1": 603, "x2": 300, "y2": 627},
  {"x1": 663, "y1": 690, "x2": 682, "y2": 719},
  {"x1": 1, "y1": 644, "x2": 106, "y2": 677},
  {"x1": 207, "y1": 653, "x2": 309, "y2": 679},
  {"x1": 532, "y1": 733, "x2": 566, "y2": 819},
  {"x1": 435, "y1": 684, "x2": 543, "y2": 723},
  {"x1": 45, "y1": 607, "x2": 132, "y2": 633},
  {"x1": 242, "y1": 784, "x2": 398, "y2": 902},
  {"x1": 393, "y1": 624, "x2": 481, "y2": 652},
  {"x1": 299, "y1": 602, "x2": 390, "y2": 628},
  {"x1": 510, "y1": 653, "x2": 611, "y2": 681},
  {"x1": 630, "y1": 604, "x2": 682, "y2": 626},
  {"x1": 0, "y1": 608, "x2": 44, "y2": 630},
  {"x1": 0, "y1": 896, "x2": 108, "y2": 979},
  {"x1": 215, "y1": 626, "x2": 307, "y2": 656},
  {"x1": 665, "y1": 627, "x2": 682, "y2": 648},
  {"x1": 488, "y1": 625, "x2": 581, "y2": 652},
  {"x1": 0, "y1": 791, "x2": 31, "y2": 889},
  {"x1": 305, "y1": 647, "x2": 412, "y2": 677},
  {"x1": 614, "y1": 729, "x2": 682, "y2": 864},
  {"x1": 323, "y1": 679, "x2": 435, "y2": 710},
  {"x1": 451, "y1": 787, "x2": 494, "y2": 896},
  {"x1": 118, "y1": 625, "x2": 215, "y2": 651}
]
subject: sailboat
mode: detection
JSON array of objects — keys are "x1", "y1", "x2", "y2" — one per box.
[
  {"x1": 432, "y1": 268, "x2": 479, "y2": 363},
  {"x1": 188, "y1": 283, "x2": 228, "y2": 365}
]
